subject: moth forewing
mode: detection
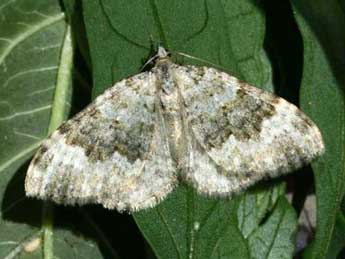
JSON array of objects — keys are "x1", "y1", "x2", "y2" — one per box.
[{"x1": 25, "y1": 48, "x2": 324, "y2": 212}]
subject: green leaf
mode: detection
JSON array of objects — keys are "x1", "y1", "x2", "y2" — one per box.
[
  {"x1": 246, "y1": 197, "x2": 297, "y2": 259},
  {"x1": 83, "y1": 1, "x2": 298, "y2": 258},
  {"x1": 61, "y1": 0, "x2": 92, "y2": 69},
  {"x1": 211, "y1": 217, "x2": 250, "y2": 259},
  {"x1": 237, "y1": 184, "x2": 285, "y2": 239},
  {"x1": 326, "y1": 212, "x2": 345, "y2": 259},
  {"x1": 213, "y1": 185, "x2": 297, "y2": 259},
  {"x1": 0, "y1": 1, "x2": 103, "y2": 258},
  {"x1": 134, "y1": 184, "x2": 239, "y2": 259},
  {"x1": 290, "y1": 1, "x2": 345, "y2": 258}
]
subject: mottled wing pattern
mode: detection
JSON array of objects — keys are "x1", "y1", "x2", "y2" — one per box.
[
  {"x1": 25, "y1": 72, "x2": 177, "y2": 212},
  {"x1": 175, "y1": 65, "x2": 324, "y2": 196}
]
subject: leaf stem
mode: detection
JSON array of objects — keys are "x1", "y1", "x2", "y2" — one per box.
[
  {"x1": 42, "y1": 202, "x2": 54, "y2": 259},
  {"x1": 48, "y1": 23, "x2": 74, "y2": 133},
  {"x1": 41, "y1": 23, "x2": 74, "y2": 259}
]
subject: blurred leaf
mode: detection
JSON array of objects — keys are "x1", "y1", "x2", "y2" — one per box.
[
  {"x1": 291, "y1": 1, "x2": 345, "y2": 258},
  {"x1": 83, "y1": 0, "x2": 298, "y2": 258},
  {"x1": 0, "y1": 0, "x2": 103, "y2": 258}
]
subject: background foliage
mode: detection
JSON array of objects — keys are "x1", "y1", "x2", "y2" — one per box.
[{"x1": 0, "y1": 0, "x2": 344, "y2": 258}]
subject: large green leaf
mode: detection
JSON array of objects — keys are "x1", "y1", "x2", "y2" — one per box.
[
  {"x1": 83, "y1": 1, "x2": 298, "y2": 258},
  {"x1": 290, "y1": 1, "x2": 345, "y2": 258},
  {"x1": 0, "y1": 1, "x2": 103, "y2": 258}
]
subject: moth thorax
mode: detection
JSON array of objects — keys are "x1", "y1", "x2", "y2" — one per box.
[{"x1": 160, "y1": 81, "x2": 180, "y2": 113}]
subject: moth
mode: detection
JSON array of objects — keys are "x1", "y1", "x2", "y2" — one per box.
[{"x1": 25, "y1": 47, "x2": 324, "y2": 212}]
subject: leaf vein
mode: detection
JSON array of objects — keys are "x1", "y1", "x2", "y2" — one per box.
[
  {"x1": 0, "y1": 13, "x2": 64, "y2": 65},
  {"x1": 2, "y1": 66, "x2": 58, "y2": 89},
  {"x1": 156, "y1": 208, "x2": 182, "y2": 259},
  {"x1": 0, "y1": 104, "x2": 52, "y2": 121}
]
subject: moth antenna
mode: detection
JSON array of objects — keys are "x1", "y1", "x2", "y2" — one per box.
[
  {"x1": 140, "y1": 54, "x2": 158, "y2": 71},
  {"x1": 176, "y1": 51, "x2": 227, "y2": 71}
]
